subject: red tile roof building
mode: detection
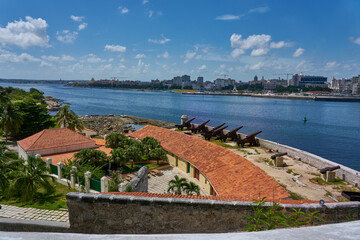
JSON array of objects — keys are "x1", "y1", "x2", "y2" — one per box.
[
  {"x1": 128, "y1": 125, "x2": 291, "y2": 202},
  {"x1": 17, "y1": 128, "x2": 104, "y2": 161}
]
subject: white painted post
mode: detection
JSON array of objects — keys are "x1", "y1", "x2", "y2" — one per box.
[
  {"x1": 70, "y1": 166, "x2": 77, "y2": 189},
  {"x1": 57, "y1": 162, "x2": 64, "y2": 179},
  {"x1": 84, "y1": 171, "x2": 92, "y2": 193},
  {"x1": 45, "y1": 158, "x2": 52, "y2": 170},
  {"x1": 35, "y1": 154, "x2": 41, "y2": 159},
  {"x1": 101, "y1": 176, "x2": 108, "y2": 193}
]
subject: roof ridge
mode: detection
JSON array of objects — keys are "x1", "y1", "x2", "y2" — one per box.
[{"x1": 27, "y1": 129, "x2": 46, "y2": 150}]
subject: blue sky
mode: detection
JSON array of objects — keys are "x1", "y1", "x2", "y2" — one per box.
[{"x1": 0, "y1": 0, "x2": 360, "y2": 82}]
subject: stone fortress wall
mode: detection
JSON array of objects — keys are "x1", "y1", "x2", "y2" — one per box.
[{"x1": 66, "y1": 192, "x2": 360, "y2": 234}]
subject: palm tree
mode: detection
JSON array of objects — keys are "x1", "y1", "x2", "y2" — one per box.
[
  {"x1": 0, "y1": 143, "x2": 18, "y2": 192},
  {"x1": 8, "y1": 156, "x2": 55, "y2": 202},
  {"x1": 0, "y1": 101, "x2": 23, "y2": 142},
  {"x1": 184, "y1": 182, "x2": 200, "y2": 196},
  {"x1": 55, "y1": 104, "x2": 84, "y2": 131},
  {"x1": 167, "y1": 175, "x2": 188, "y2": 195}
]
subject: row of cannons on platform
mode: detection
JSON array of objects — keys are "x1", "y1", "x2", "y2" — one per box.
[{"x1": 176, "y1": 116, "x2": 262, "y2": 147}]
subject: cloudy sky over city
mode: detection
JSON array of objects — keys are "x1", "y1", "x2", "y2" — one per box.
[{"x1": 0, "y1": 0, "x2": 360, "y2": 81}]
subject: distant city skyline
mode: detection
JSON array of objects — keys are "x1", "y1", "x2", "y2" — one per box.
[{"x1": 0, "y1": 0, "x2": 360, "y2": 81}]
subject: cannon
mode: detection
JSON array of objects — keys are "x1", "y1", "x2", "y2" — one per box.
[
  {"x1": 320, "y1": 165, "x2": 340, "y2": 174},
  {"x1": 176, "y1": 117, "x2": 195, "y2": 131},
  {"x1": 190, "y1": 120, "x2": 211, "y2": 133},
  {"x1": 271, "y1": 152, "x2": 288, "y2": 160},
  {"x1": 216, "y1": 126, "x2": 243, "y2": 142},
  {"x1": 202, "y1": 125, "x2": 228, "y2": 140},
  {"x1": 236, "y1": 131, "x2": 262, "y2": 147},
  {"x1": 208, "y1": 123, "x2": 226, "y2": 132}
]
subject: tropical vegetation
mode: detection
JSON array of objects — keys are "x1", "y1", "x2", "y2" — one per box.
[
  {"x1": 167, "y1": 175, "x2": 200, "y2": 196},
  {"x1": 55, "y1": 104, "x2": 84, "y2": 131},
  {"x1": 0, "y1": 87, "x2": 55, "y2": 139}
]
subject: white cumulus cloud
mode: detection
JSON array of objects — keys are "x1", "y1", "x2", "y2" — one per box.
[
  {"x1": 251, "y1": 48, "x2": 269, "y2": 56},
  {"x1": 56, "y1": 30, "x2": 78, "y2": 44},
  {"x1": 157, "y1": 51, "x2": 169, "y2": 58},
  {"x1": 198, "y1": 65, "x2": 207, "y2": 70},
  {"x1": 0, "y1": 16, "x2": 50, "y2": 49},
  {"x1": 70, "y1": 15, "x2": 84, "y2": 22},
  {"x1": 135, "y1": 54, "x2": 145, "y2": 59},
  {"x1": 350, "y1": 36, "x2": 360, "y2": 45},
  {"x1": 104, "y1": 44, "x2": 127, "y2": 52},
  {"x1": 270, "y1": 41, "x2": 287, "y2": 48},
  {"x1": 293, "y1": 48, "x2": 304, "y2": 57},
  {"x1": 231, "y1": 48, "x2": 245, "y2": 58},
  {"x1": 216, "y1": 14, "x2": 242, "y2": 21},
  {"x1": 142, "y1": 0, "x2": 149, "y2": 4},
  {"x1": 0, "y1": 50, "x2": 40, "y2": 63},
  {"x1": 230, "y1": 33, "x2": 271, "y2": 49},
  {"x1": 78, "y1": 23, "x2": 88, "y2": 31},
  {"x1": 118, "y1": 6, "x2": 129, "y2": 14},
  {"x1": 148, "y1": 35, "x2": 171, "y2": 44}
]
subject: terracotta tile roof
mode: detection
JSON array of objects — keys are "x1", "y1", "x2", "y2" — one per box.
[
  {"x1": 94, "y1": 138, "x2": 106, "y2": 146},
  {"x1": 41, "y1": 145, "x2": 112, "y2": 165},
  {"x1": 17, "y1": 128, "x2": 96, "y2": 151},
  {"x1": 128, "y1": 125, "x2": 291, "y2": 201},
  {"x1": 104, "y1": 192, "x2": 317, "y2": 204}
]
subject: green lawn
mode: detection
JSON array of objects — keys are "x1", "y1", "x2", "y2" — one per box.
[
  {"x1": 0, "y1": 181, "x2": 73, "y2": 210},
  {"x1": 122, "y1": 162, "x2": 168, "y2": 174}
]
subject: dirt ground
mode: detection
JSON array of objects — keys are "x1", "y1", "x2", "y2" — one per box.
[{"x1": 189, "y1": 134, "x2": 359, "y2": 202}]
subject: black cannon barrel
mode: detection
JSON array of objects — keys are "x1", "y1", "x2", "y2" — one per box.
[
  {"x1": 320, "y1": 165, "x2": 340, "y2": 174},
  {"x1": 213, "y1": 125, "x2": 228, "y2": 134},
  {"x1": 211, "y1": 123, "x2": 226, "y2": 132},
  {"x1": 228, "y1": 126, "x2": 243, "y2": 134},
  {"x1": 271, "y1": 152, "x2": 288, "y2": 160},
  {"x1": 185, "y1": 117, "x2": 196, "y2": 124}
]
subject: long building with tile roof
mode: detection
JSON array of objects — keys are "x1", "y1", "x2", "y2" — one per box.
[{"x1": 128, "y1": 125, "x2": 290, "y2": 202}]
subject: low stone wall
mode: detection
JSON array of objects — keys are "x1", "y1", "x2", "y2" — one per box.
[
  {"x1": 119, "y1": 166, "x2": 148, "y2": 192},
  {"x1": 66, "y1": 192, "x2": 360, "y2": 234},
  {"x1": 0, "y1": 218, "x2": 70, "y2": 233}
]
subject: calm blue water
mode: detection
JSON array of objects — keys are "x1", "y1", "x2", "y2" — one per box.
[{"x1": 2, "y1": 82, "x2": 360, "y2": 171}]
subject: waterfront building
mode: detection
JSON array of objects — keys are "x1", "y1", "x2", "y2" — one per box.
[
  {"x1": 298, "y1": 75, "x2": 327, "y2": 87},
  {"x1": 289, "y1": 74, "x2": 300, "y2": 86},
  {"x1": 214, "y1": 78, "x2": 235, "y2": 89},
  {"x1": 197, "y1": 76, "x2": 204, "y2": 83},
  {"x1": 264, "y1": 79, "x2": 288, "y2": 91}
]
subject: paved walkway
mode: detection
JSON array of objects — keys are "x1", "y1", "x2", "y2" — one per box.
[
  {"x1": 148, "y1": 167, "x2": 208, "y2": 196},
  {"x1": 0, "y1": 204, "x2": 69, "y2": 222}
]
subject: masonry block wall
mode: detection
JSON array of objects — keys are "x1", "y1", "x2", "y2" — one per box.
[{"x1": 66, "y1": 192, "x2": 360, "y2": 234}]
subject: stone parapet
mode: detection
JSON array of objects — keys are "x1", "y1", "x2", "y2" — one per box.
[{"x1": 66, "y1": 192, "x2": 360, "y2": 234}]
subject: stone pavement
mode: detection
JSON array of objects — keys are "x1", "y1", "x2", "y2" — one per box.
[
  {"x1": 0, "y1": 204, "x2": 69, "y2": 222},
  {"x1": 147, "y1": 167, "x2": 208, "y2": 195}
]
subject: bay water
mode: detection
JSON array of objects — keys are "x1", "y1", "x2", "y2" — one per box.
[{"x1": 1, "y1": 82, "x2": 359, "y2": 171}]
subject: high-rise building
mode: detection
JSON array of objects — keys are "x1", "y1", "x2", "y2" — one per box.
[
  {"x1": 181, "y1": 75, "x2": 191, "y2": 82},
  {"x1": 197, "y1": 76, "x2": 204, "y2": 83},
  {"x1": 289, "y1": 74, "x2": 300, "y2": 86}
]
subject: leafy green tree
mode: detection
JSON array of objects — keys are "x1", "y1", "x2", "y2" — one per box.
[
  {"x1": 14, "y1": 99, "x2": 54, "y2": 138},
  {"x1": 149, "y1": 147, "x2": 167, "y2": 164},
  {"x1": 184, "y1": 181, "x2": 200, "y2": 196},
  {"x1": 167, "y1": 175, "x2": 188, "y2": 195},
  {"x1": 73, "y1": 148, "x2": 108, "y2": 168},
  {"x1": 0, "y1": 100, "x2": 23, "y2": 141},
  {"x1": 110, "y1": 148, "x2": 127, "y2": 168},
  {"x1": 55, "y1": 104, "x2": 84, "y2": 131},
  {"x1": 105, "y1": 133, "x2": 129, "y2": 149},
  {"x1": 7, "y1": 156, "x2": 55, "y2": 202},
  {"x1": 124, "y1": 145, "x2": 142, "y2": 168},
  {"x1": 0, "y1": 143, "x2": 19, "y2": 193}
]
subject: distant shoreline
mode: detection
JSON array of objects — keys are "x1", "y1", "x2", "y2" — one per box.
[{"x1": 2, "y1": 79, "x2": 360, "y2": 102}]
